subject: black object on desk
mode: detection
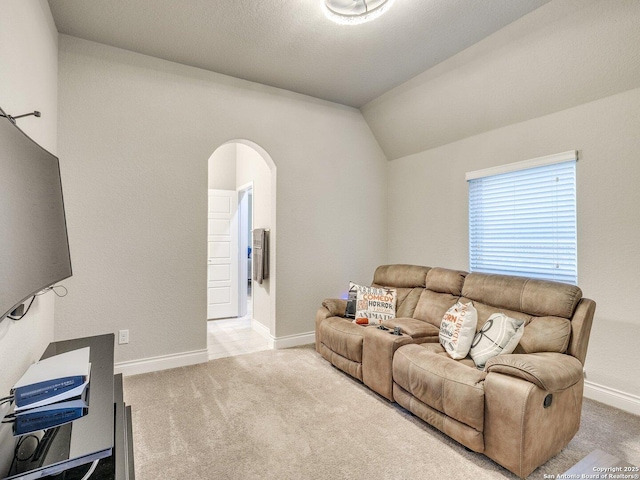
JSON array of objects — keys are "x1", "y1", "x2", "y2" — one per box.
[{"x1": 0, "y1": 334, "x2": 134, "y2": 480}]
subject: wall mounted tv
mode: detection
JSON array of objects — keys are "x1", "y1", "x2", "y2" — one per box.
[{"x1": 0, "y1": 107, "x2": 72, "y2": 322}]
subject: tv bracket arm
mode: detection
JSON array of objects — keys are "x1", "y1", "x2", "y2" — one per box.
[{"x1": 0, "y1": 110, "x2": 41, "y2": 124}]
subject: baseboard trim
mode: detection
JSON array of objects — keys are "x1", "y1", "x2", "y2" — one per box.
[
  {"x1": 273, "y1": 331, "x2": 315, "y2": 349},
  {"x1": 251, "y1": 319, "x2": 274, "y2": 348},
  {"x1": 115, "y1": 349, "x2": 209, "y2": 377},
  {"x1": 115, "y1": 331, "x2": 314, "y2": 375},
  {"x1": 584, "y1": 380, "x2": 640, "y2": 416},
  {"x1": 250, "y1": 321, "x2": 315, "y2": 349}
]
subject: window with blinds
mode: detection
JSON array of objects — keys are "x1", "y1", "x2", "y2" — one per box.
[{"x1": 467, "y1": 151, "x2": 577, "y2": 285}]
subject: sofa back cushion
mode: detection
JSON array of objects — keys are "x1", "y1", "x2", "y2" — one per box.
[
  {"x1": 425, "y1": 267, "x2": 466, "y2": 295},
  {"x1": 466, "y1": 302, "x2": 572, "y2": 355},
  {"x1": 413, "y1": 268, "x2": 468, "y2": 328},
  {"x1": 461, "y1": 273, "x2": 582, "y2": 319},
  {"x1": 461, "y1": 272, "x2": 581, "y2": 354},
  {"x1": 394, "y1": 288, "x2": 424, "y2": 318},
  {"x1": 372, "y1": 264, "x2": 431, "y2": 318},
  {"x1": 514, "y1": 315, "x2": 572, "y2": 354},
  {"x1": 373, "y1": 264, "x2": 430, "y2": 288}
]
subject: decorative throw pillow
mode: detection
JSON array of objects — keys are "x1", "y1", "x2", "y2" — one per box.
[
  {"x1": 351, "y1": 284, "x2": 397, "y2": 325},
  {"x1": 439, "y1": 302, "x2": 478, "y2": 359},
  {"x1": 470, "y1": 313, "x2": 525, "y2": 369}
]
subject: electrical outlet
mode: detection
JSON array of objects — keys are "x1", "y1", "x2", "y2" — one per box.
[{"x1": 118, "y1": 329, "x2": 129, "y2": 345}]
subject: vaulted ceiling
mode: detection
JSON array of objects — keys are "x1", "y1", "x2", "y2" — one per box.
[{"x1": 48, "y1": 0, "x2": 549, "y2": 108}]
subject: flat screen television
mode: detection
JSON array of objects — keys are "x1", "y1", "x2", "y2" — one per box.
[{"x1": 0, "y1": 108, "x2": 72, "y2": 322}]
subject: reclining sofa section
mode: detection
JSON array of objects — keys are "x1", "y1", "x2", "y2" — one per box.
[{"x1": 315, "y1": 265, "x2": 596, "y2": 478}]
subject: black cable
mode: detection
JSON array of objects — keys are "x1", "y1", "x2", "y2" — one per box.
[
  {"x1": 7, "y1": 296, "x2": 36, "y2": 321},
  {"x1": 8, "y1": 284, "x2": 68, "y2": 321}
]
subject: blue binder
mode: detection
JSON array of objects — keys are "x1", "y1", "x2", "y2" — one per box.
[
  {"x1": 14, "y1": 376, "x2": 87, "y2": 409},
  {"x1": 12, "y1": 347, "x2": 91, "y2": 410}
]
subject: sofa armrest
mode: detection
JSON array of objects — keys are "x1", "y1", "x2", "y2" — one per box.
[
  {"x1": 362, "y1": 327, "x2": 413, "y2": 401},
  {"x1": 485, "y1": 352, "x2": 583, "y2": 392},
  {"x1": 316, "y1": 299, "x2": 348, "y2": 353},
  {"x1": 484, "y1": 366, "x2": 584, "y2": 477},
  {"x1": 321, "y1": 298, "x2": 348, "y2": 318}
]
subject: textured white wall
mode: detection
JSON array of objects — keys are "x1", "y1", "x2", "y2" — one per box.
[
  {"x1": 208, "y1": 143, "x2": 236, "y2": 190},
  {"x1": 380, "y1": 0, "x2": 640, "y2": 399},
  {"x1": 55, "y1": 35, "x2": 387, "y2": 362},
  {"x1": 387, "y1": 88, "x2": 640, "y2": 397},
  {"x1": 236, "y1": 143, "x2": 273, "y2": 333},
  {"x1": 0, "y1": 0, "x2": 58, "y2": 397},
  {"x1": 363, "y1": 0, "x2": 640, "y2": 160}
]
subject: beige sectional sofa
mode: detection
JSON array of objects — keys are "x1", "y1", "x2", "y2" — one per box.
[{"x1": 315, "y1": 265, "x2": 596, "y2": 478}]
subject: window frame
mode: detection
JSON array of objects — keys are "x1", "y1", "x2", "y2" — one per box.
[{"x1": 466, "y1": 150, "x2": 578, "y2": 285}]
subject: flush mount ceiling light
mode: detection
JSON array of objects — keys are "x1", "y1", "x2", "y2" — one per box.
[{"x1": 323, "y1": 0, "x2": 395, "y2": 25}]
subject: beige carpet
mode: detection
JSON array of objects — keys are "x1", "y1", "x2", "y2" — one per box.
[{"x1": 123, "y1": 345, "x2": 640, "y2": 480}]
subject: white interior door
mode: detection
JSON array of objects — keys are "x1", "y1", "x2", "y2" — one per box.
[{"x1": 208, "y1": 189, "x2": 239, "y2": 319}]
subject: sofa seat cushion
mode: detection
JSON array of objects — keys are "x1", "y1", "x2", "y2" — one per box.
[
  {"x1": 319, "y1": 317, "x2": 365, "y2": 363},
  {"x1": 417, "y1": 343, "x2": 477, "y2": 368},
  {"x1": 381, "y1": 317, "x2": 439, "y2": 340},
  {"x1": 393, "y1": 344, "x2": 487, "y2": 431}
]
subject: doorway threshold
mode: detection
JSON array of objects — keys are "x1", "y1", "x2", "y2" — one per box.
[{"x1": 207, "y1": 316, "x2": 270, "y2": 360}]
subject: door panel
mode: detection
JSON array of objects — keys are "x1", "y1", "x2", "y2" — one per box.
[
  {"x1": 208, "y1": 286, "x2": 231, "y2": 304},
  {"x1": 208, "y1": 264, "x2": 230, "y2": 282},
  {"x1": 208, "y1": 195, "x2": 231, "y2": 213},
  {"x1": 208, "y1": 219, "x2": 230, "y2": 236},
  {"x1": 207, "y1": 189, "x2": 238, "y2": 319},
  {"x1": 208, "y1": 241, "x2": 230, "y2": 258}
]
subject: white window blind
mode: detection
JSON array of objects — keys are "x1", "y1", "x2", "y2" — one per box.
[{"x1": 467, "y1": 152, "x2": 577, "y2": 285}]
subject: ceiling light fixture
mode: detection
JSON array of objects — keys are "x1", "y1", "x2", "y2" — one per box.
[{"x1": 323, "y1": 0, "x2": 395, "y2": 25}]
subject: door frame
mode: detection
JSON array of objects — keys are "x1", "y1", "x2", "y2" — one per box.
[
  {"x1": 237, "y1": 182, "x2": 254, "y2": 318},
  {"x1": 207, "y1": 139, "x2": 276, "y2": 337}
]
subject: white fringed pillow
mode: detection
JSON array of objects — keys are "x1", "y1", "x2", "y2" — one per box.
[
  {"x1": 470, "y1": 313, "x2": 525, "y2": 368},
  {"x1": 439, "y1": 302, "x2": 478, "y2": 359}
]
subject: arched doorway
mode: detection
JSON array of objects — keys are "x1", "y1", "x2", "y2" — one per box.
[{"x1": 206, "y1": 140, "x2": 276, "y2": 360}]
